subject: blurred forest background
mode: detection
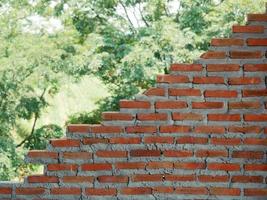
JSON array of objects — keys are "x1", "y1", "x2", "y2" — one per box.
[{"x1": 0, "y1": 0, "x2": 265, "y2": 181}]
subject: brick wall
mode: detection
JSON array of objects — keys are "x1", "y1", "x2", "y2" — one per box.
[{"x1": 0, "y1": 11, "x2": 267, "y2": 200}]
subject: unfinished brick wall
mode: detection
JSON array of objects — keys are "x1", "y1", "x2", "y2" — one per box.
[{"x1": 0, "y1": 11, "x2": 267, "y2": 200}]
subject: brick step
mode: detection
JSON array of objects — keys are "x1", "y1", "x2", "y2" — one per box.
[
  {"x1": 169, "y1": 63, "x2": 267, "y2": 73},
  {"x1": 248, "y1": 14, "x2": 267, "y2": 22},
  {"x1": 1, "y1": 185, "x2": 266, "y2": 198},
  {"x1": 40, "y1": 161, "x2": 267, "y2": 172},
  {"x1": 156, "y1": 74, "x2": 263, "y2": 85},
  {"x1": 232, "y1": 25, "x2": 265, "y2": 33},
  {"x1": 200, "y1": 50, "x2": 264, "y2": 59},
  {"x1": 210, "y1": 38, "x2": 267, "y2": 46},
  {"x1": 66, "y1": 124, "x2": 267, "y2": 135},
  {"x1": 132, "y1": 89, "x2": 267, "y2": 99},
  {"x1": 101, "y1": 109, "x2": 267, "y2": 126},
  {"x1": 25, "y1": 174, "x2": 266, "y2": 184},
  {"x1": 27, "y1": 149, "x2": 266, "y2": 164}
]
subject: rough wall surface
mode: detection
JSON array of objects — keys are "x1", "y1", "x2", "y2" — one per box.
[{"x1": 0, "y1": 11, "x2": 267, "y2": 200}]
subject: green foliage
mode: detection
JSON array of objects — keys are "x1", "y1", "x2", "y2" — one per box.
[
  {"x1": 67, "y1": 111, "x2": 101, "y2": 124},
  {"x1": 24, "y1": 124, "x2": 63, "y2": 150},
  {"x1": 0, "y1": 137, "x2": 20, "y2": 180}
]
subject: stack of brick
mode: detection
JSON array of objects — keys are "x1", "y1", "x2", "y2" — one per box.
[{"x1": 0, "y1": 11, "x2": 267, "y2": 200}]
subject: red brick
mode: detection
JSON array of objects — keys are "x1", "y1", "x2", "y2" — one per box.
[
  {"x1": 211, "y1": 38, "x2": 244, "y2": 46},
  {"x1": 230, "y1": 51, "x2": 262, "y2": 59},
  {"x1": 115, "y1": 162, "x2": 146, "y2": 169},
  {"x1": 109, "y1": 137, "x2": 141, "y2": 144},
  {"x1": 174, "y1": 162, "x2": 205, "y2": 170},
  {"x1": 175, "y1": 187, "x2": 208, "y2": 195},
  {"x1": 172, "y1": 113, "x2": 203, "y2": 121},
  {"x1": 153, "y1": 186, "x2": 174, "y2": 193},
  {"x1": 147, "y1": 162, "x2": 173, "y2": 169},
  {"x1": 28, "y1": 175, "x2": 58, "y2": 183},
  {"x1": 27, "y1": 150, "x2": 58, "y2": 159},
  {"x1": 50, "y1": 139, "x2": 80, "y2": 147},
  {"x1": 67, "y1": 124, "x2": 90, "y2": 133},
  {"x1": 130, "y1": 149, "x2": 161, "y2": 157},
  {"x1": 192, "y1": 102, "x2": 224, "y2": 109},
  {"x1": 228, "y1": 126, "x2": 261, "y2": 133},
  {"x1": 131, "y1": 174, "x2": 163, "y2": 182},
  {"x1": 16, "y1": 187, "x2": 45, "y2": 195},
  {"x1": 196, "y1": 150, "x2": 228, "y2": 157},
  {"x1": 157, "y1": 75, "x2": 189, "y2": 83},
  {"x1": 81, "y1": 163, "x2": 112, "y2": 171},
  {"x1": 177, "y1": 136, "x2": 208, "y2": 144},
  {"x1": 232, "y1": 175, "x2": 263, "y2": 183},
  {"x1": 244, "y1": 64, "x2": 267, "y2": 71},
  {"x1": 165, "y1": 174, "x2": 195, "y2": 182},
  {"x1": 244, "y1": 114, "x2": 267, "y2": 121},
  {"x1": 63, "y1": 152, "x2": 92, "y2": 160},
  {"x1": 102, "y1": 112, "x2": 133, "y2": 121},
  {"x1": 207, "y1": 64, "x2": 240, "y2": 72},
  {"x1": 137, "y1": 113, "x2": 168, "y2": 121},
  {"x1": 47, "y1": 164, "x2": 78, "y2": 171},
  {"x1": 232, "y1": 151, "x2": 264, "y2": 159},
  {"x1": 211, "y1": 138, "x2": 241, "y2": 145},
  {"x1": 228, "y1": 77, "x2": 261, "y2": 85},
  {"x1": 195, "y1": 126, "x2": 225, "y2": 134},
  {"x1": 126, "y1": 126, "x2": 157, "y2": 133},
  {"x1": 155, "y1": 101, "x2": 187, "y2": 109},
  {"x1": 204, "y1": 90, "x2": 238, "y2": 98},
  {"x1": 210, "y1": 187, "x2": 240, "y2": 196},
  {"x1": 96, "y1": 150, "x2": 127, "y2": 158},
  {"x1": 232, "y1": 25, "x2": 264, "y2": 33},
  {"x1": 189, "y1": 73, "x2": 217, "y2": 85},
  {"x1": 0, "y1": 187, "x2": 12, "y2": 194},
  {"x1": 248, "y1": 14, "x2": 267, "y2": 21},
  {"x1": 62, "y1": 176, "x2": 94, "y2": 183},
  {"x1": 245, "y1": 164, "x2": 267, "y2": 171},
  {"x1": 144, "y1": 136, "x2": 174, "y2": 144},
  {"x1": 90, "y1": 125, "x2": 123, "y2": 133},
  {"x1": 82, "y1": 138, "x2": 109, "y2": 144},
  {"x1": 170, "y1": 64, "x2": 202, "y2": 71},
  {"x1": 247, "y1": 38, "x2": 267, "y2": 46},
  {"x1": 169, "y1": 88, "x2": 201, "y2": 96},
  {"x1": 208, "y1": 114, "x2": 240, "y2": 121},
  {"x1": 144, "y1": 88, "x2": 165, "y2": 96},
  {"x1": 198, "y1": 175, "x2": 229, "y2": 182},
  {"x1": 97, "y1": 175, "x2": 128, "y2": 183},
  {"x1": 244, "y1": 188, "x2": 267, "y2": 196},
  {"x1": 243, "y1": 89, "x2": 267, "y2": 97},
  {"x1": 120, "y1": 187, "x2": 152, "y2": 195},
  {"x1": 208, "y1": 163, "x2": 240, "y2": 171},
  {"x1": 200, "y1": 51, "x2": 226, "y2": 59},
  {"x1": 119, "y1": 100, "x2": 151, "y2": 109},
  {"x1": 163, "y1": 150, "x2": 193, "y2": 157},
  {"x1": 244, "y1": 138, "x2": 267, "y2": 146},
  {"x1": 160, "y1": 125, "x2": 191, "y2": 133},
  {"x1": 228, "y1": 101, "x2": 261, "y2": 109},
  {"x1": 85, "y1": 188, "x2": 117, "y2": 196},
  {"x1": 50, "y1": 187, "x2": 81, "y2": 195}
]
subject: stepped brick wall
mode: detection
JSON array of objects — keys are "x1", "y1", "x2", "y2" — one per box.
[{"x1": 1, "y1": 10, "x2": 267, "y2": 200}]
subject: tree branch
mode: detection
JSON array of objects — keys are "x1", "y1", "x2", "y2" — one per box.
[
  {"x1": 16, "y1": 88, "x2": 47, "y2": 148},
  {"x1": 138, "y1": 3, "x2": 149, "y2": 27},
  {"x1": 118, "y1": 0, "x2": 136, "y2": 32}
]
